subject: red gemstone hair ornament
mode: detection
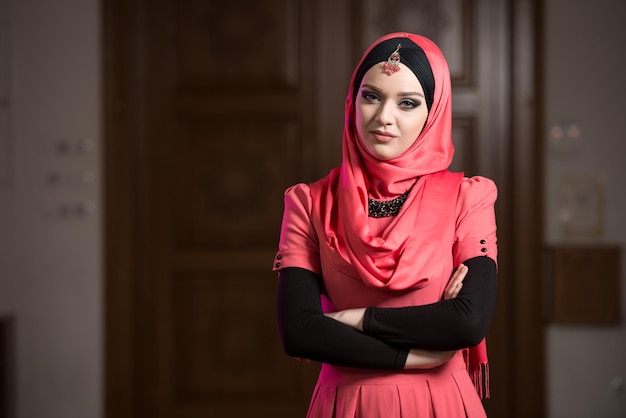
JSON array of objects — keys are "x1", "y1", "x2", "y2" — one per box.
[{"x1": 383, "y1": 44, "x2": 402, "y2": 75}]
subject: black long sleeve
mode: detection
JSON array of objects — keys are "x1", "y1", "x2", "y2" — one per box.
[
  {"x1": 276, "y1": 267, "x2": 408, "y2": 369},
  {"x1": 363, "y1": 256, "x2": 497, "y2": 350}
]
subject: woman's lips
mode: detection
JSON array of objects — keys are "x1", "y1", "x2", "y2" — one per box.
[{"x1": 371, "y1": 130, "x2": 397, "y2": 143}]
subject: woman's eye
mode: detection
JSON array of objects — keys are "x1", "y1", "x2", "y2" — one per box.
[
  {"x1": 361, "y1": 91, "x2": 380, "y2": 102},
  {"x1": 399, "y1": 99, "x2": 419, "y2": 109}
]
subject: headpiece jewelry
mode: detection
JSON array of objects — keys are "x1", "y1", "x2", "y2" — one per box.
[{"x1": 383, "y1": 44, "x2": 402, "y2": 75}]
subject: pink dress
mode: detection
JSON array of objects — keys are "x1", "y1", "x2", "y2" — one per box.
[{"x1": 275, "y1": 175, "x2": 498, "y2": 418}]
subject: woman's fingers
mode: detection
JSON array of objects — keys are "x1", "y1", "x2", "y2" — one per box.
[{"x1": 444, "y1": 264, "x2": 468, "y2": 299}]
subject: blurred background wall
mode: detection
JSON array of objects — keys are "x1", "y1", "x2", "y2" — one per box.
[
  {"x1": 0, "y1": 0, "x2": 623, "y2": 417},
  {"x1": 0, "y1": 0, "x2": 101, "y2": 417},
  {"x1": 543, "y1": 0, "x2": 626, "y2": 417}
]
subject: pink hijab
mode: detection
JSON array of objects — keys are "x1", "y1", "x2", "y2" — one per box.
[
  {"x1": 310, "y1": 32, "x2": 490, "y2": 397},
  {"x1": 311, "y1": 32, "x2": 456, "y2": 290}
]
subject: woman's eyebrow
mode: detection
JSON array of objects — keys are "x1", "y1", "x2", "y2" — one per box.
[
  {"x1": 398, "y1": 91, "x2": 425, "y2": 98},
  {"x1": 361, "y1": 84, "x2": 424, "y2": 98},
  {"x1": 361, "y1": 84, "x2": 382, "y2": 93}
]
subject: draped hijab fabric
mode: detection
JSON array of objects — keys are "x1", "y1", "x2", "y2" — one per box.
[{"x1": 311, "y1": 32, "x2": 455, "y2": 290}]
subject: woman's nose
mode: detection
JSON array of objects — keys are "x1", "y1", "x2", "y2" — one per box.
[{"x1": 375, "y1": 102, "x2": 394, "y2": 125}]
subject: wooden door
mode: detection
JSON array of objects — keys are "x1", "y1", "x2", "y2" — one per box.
[
  {"x1": 105, "y1": 1, "x2": 544, "y2": 417},
  {"x1": 105, "y1": 1, "x2": 331, "y2": 417}
]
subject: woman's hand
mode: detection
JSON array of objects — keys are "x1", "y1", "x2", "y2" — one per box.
[
  {"x1": 404, "y1": 348, "x2": 457, "y2": 369},
  {"x1": 325, "y1": 264, "x2": 469, "y2": 330},
  {"x1": 443, "y1": 263, "x2": 468, "y2": 300}
]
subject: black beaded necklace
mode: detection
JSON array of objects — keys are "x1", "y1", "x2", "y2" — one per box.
[{"x1": 367, "y1": 189, "x2": 411, "y2": 218}]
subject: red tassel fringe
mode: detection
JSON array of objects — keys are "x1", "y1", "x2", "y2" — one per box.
[{"x1": 464, "y1": 349, "x2": 490, "y2": 399}]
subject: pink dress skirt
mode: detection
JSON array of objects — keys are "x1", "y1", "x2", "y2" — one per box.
[{"x1": 306, "y1": 352, "x2": 486, "y2": 418}]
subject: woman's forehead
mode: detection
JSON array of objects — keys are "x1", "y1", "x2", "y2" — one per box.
[{"x1": 360, "y1": 63, "x2": 424, "y2": 92}]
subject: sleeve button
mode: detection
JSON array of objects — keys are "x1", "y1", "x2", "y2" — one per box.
[
  {"x1": 480, "y1": 239, "x2": 486, "y2": 244},
  {"x1": 275, "y1": 262, "x2": 281, "y2": 268},
  {"x1": 276, "y1": 254, "x2": 282, "y2": 260},
  {"x1": 481, "y1": 248, "x2": 487, "y2": 253}
]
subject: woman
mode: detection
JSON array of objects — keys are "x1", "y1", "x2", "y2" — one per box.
[{"x1": 273, "y1": 32, "x2": 498, "y2": 417}]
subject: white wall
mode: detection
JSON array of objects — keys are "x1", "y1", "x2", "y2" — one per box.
[
  {"x1": 544, "y1": 0, "x2": 626, "y2": 417},
  {"x1": 0, "y1": 0, "x2": 101, "y2": 417}
]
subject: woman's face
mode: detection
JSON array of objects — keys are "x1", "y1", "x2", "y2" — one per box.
[{"x1": 355, "y1": 63, "x2": 429, "y2": 160}]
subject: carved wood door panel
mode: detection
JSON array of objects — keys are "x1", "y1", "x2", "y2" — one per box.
[
  {"x1": 106, "y1": 1, "x2": 541, "y2": 417},
  {"x1": 106, "y1": 1, "x2": 323, "y2": 417},
  {"x1": 142, "y1": 1, "x2": 320, "y2": 417}
]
